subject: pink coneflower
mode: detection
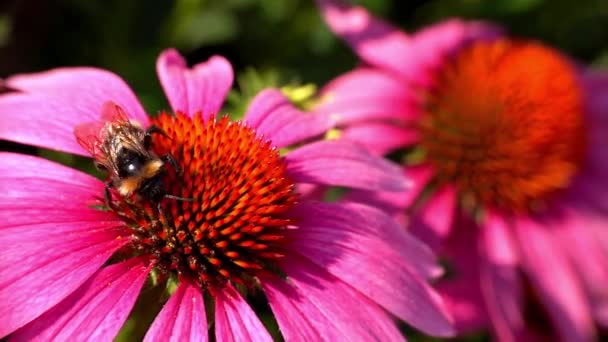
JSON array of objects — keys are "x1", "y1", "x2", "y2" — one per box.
[
  {"x1": 0, "y1": 49, "x2": 454, "y2": 340},
  {"x1": 315, "y1": 0, "x2": 608, "y2": 340}
]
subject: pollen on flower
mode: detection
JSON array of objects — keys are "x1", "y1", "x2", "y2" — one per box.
[
  {"x1": 112, "y1": 113, "x2": 297, "y2": 290},
  {"x1": 419, "y1": 39, "x2": 586, "y2": 213}
]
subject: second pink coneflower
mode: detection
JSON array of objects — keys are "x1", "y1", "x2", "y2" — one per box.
[{"x1": 315, "y1": 0, "x2": 608, "y2": 341}]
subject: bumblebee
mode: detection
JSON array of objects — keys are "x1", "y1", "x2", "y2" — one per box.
[{"x1": 74, "y1": 101, "x2": 187, "y2": 209}]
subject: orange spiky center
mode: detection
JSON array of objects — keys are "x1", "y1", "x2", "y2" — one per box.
[
  {"x1": 419, "y1": 39, "x2": 586, "y2": 213},
  {"x1": 114, "y1": 113, "x2": 297, "y2": 289}
]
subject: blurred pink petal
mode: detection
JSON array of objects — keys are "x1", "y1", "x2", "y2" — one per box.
[
  {"x1": 435, "y1": 215, "x2": 488, "y2": 333},
  {"x1": 317, "y1": 67, "x2": 419, "y2": 124},
  {"x1": 214, "y1": 283, "x2": 272, "y2": 342},
  {"x1": 341, "y1": 122, "x2": 419, "y2": 155},
  {"x1": 285, "y1": 139, "x2": 410, "y2": 191},
  {"x1": 479, "y1": 212, "x2": 524, "y2": 342},
  {"x1": 315, "y1": 0, "x2": 412, "y2": 77},
  {"x1": 316, "y1": 0, "x2": 499, "y2": 85},
  {"x1": 289, "y1": 201, "x2": 454, "y2": 336},
  {"x1": 409, "y1": 185, "x2": 457, "y2": 248},
  {"x1": 11, "y1": 258, "x2": 151, "y2": 341},
  {"x1": 438, "y1": 281, "x2": 488, "y2": 333},
  {"x1": 343, "y1": 165, "x2": 434, "y2": 217},
  {"x1": 0, "y1": 68, "x2": 147, "y2": 156},
  {"x1": 156, "y1": 49, "x2": 233, "y2": 118},
  {"x1": 144, "y1": 280, "x2": 208, "y2": 342},
  {"x1": 262, "y1": 253, "x2": 404, "y2": 341},
  {"x1": 243, "y1": 89, "x2": 335, "y2": 148},
  {"x1": 554, "y1": 208, "x2": 608, "y2": 328},
  {"x1": 515, "y1": 216, "x2": 596, "y2": 341},
  {"x1": 581, "y1": 70, "x2": 608, "y2": 119}
]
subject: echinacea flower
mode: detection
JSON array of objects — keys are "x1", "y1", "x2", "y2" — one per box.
[
  {"x1": 0, "y1": 48, "x2": 455, "y2": 340},
  {"x1": 315, "y1": 0, "x2": 608, "y2": 340}
]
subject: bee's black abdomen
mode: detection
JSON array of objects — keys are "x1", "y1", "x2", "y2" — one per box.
[{"x1": 138, "y1": 173, "x2": 166, "y2": 203}]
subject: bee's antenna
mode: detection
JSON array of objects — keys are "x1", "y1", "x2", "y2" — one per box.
[{"x1": 165, "y1": 194, "x2": 194, "y2": 202}]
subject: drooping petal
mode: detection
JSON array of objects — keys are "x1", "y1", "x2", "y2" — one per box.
[
  {"x1": 514, "y1": 216, "x2": 596, "y2": 341},
  {"x1": 315, "y1": 67, "x2": 419, "y2": 125},
  {"x1": 581, "y1": 69, "x2": 608, "y2": 120},
  {"x1": 243, "y1": 89, "x2": 335, "y2": 148},
  {"x1": 342, "y1": 164, "x2": 433, "y2": 217},
  {"x1": 435, "y1": 214, "x2": 487, "y2": 334},
  {"x1": 261, "y1": 253, "x2": 404, "y2": 341},
  {"x1": 214, "y1": 283, "x2": 272, "y2": 342},
  {"x1": 316, "y1": 1, "x2": 500, "y2": 85},
  {"x1": 315, "y1": 0, "x2": 413, "y2": 77},
  {"x1": 553, "y1": 207, "x2": 608, "y2": 327},
  {"x1": 0, "y1": 68, "x2": 147, "y2": 156},
  {"x1": 156, "y1": 49, "x2": 233, "y2": 119},
  {"x1": 11, "y1": 258, "x2": 151, "y2": 341},
  {"x1": 285, "y1": 139, "x2": 410, "y2": 191},
  {"x1": 144, "y1": 280, "x2": 208, "y2": 342},
  {"x1": 409, "y1": 185, "x2": 457, "y2": 248},
  {"x1": 289, "y1": 201, "x2": 454, "y2": 337},
  {"x1": 437, "y1": 279, "x2": 488, "y2": 334},
  {"x1": 0, "y1": 153, "x2": 127, "y2": 338},
  {"x1": 340, "y1": 122, "x2": 419, "y2": 155},
  {"x1": 479, "y1": 211, "x2": 524, "y2": 342}
]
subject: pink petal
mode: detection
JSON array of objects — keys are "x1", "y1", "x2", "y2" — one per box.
[
  {"x1": 0, "y1": 153, "x2": 111, "y2": 226},
  {"x1": 409, "y1": 185, "x2": 457, "y2": 249},
  {"x1": 341, "y1": 122, "x2": 419, "y2": 155},
  {"x1": 581, "y1": 69, "x2": 608, "y2": 120},
  {"x1": 435, "y1": 215, "x2": 488, "y2": 333},
  {"x1": 479, "y1": 211, "x2": 524, "y2": 342},
  {"x1": 553, "y1": 207, "x2": 608, "y2": 326},
  {"x1": 156, "y1": 49, "x2": 233, "y2": 118},
  {"x1": 406, "y1": 19, "x2": 502, "y2": 85},
  {"x1": 514, "y1": 216, "x2": 596, "y2": 341},
  {"x1": 214, "y1": 283, "x2": 272, "y2": 342},
  {"x1": 243, "y1": 89, "x2": 335, "y2": 148},
  {"x1": 316, "y1": 67, "x2": 419, "y2": 124},
  {"x1": 261, "y1": 253, "x2": 404, "y2": 341},
  {"x1": 289, "y1": 201, "x2": 454, "y2": 336},
  {"x1": 316, "y1": 1, "x2": 500, "y2": 86},
  {"x1": 0, "y1": 153, "x2": 128, "y2": 337},
  {"x1": 437, "y1": 280, "x2": 488, "y2": 334},
  {"x1": 0, "y1": 227, "x2": 127, "y2": 338},
  {"x1": 0, "y1": 68, "x2": 147, "y2": 156},
  {"x1": 285, "y1": 139, "x2": 410, "y2": 191},
  {"x1": 315, "y1": 0, "x2": 413, "y2": 78},
  {"x1": 144, "y1": 280, "x2": 208, "y2": 342},
  {"x1": 11, "y1": 258, "x2": 151, "y2": 341},
  {"x1": 342, "y1": 164, "x2": 433, "y2": 216},
  {"x1": 0, "y1": 153, "x2": 119, "y2": 234}
]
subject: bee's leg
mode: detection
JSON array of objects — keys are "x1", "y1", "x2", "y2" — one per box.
[
  {"x1": 161, "y1": 154, "x2": 183, "y2": 176},
  {"x1": 156, "y1": 202, "x2": 166, "y2": 223},
  {"x1": 144, "y1": 125, "x2": 171, "y2": 149},
  {"x1": 104, "y1": 181, "x2": 114, "y2": 209}
]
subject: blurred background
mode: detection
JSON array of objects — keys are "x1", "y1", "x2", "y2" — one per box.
[
  {"x1": 1, "y1": 0, "x2": 607, "y2": 114},
  {"x1": 0, "y1": 0, "x2": 606, "y2": 340}
]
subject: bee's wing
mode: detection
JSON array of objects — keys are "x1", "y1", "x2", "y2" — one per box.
[
  {"x1": 100, "y1": 101, "x2": 131, "y2": 125},
  {"x1": 73, "y1": 120, "x2": 109, "y2": 166}
]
